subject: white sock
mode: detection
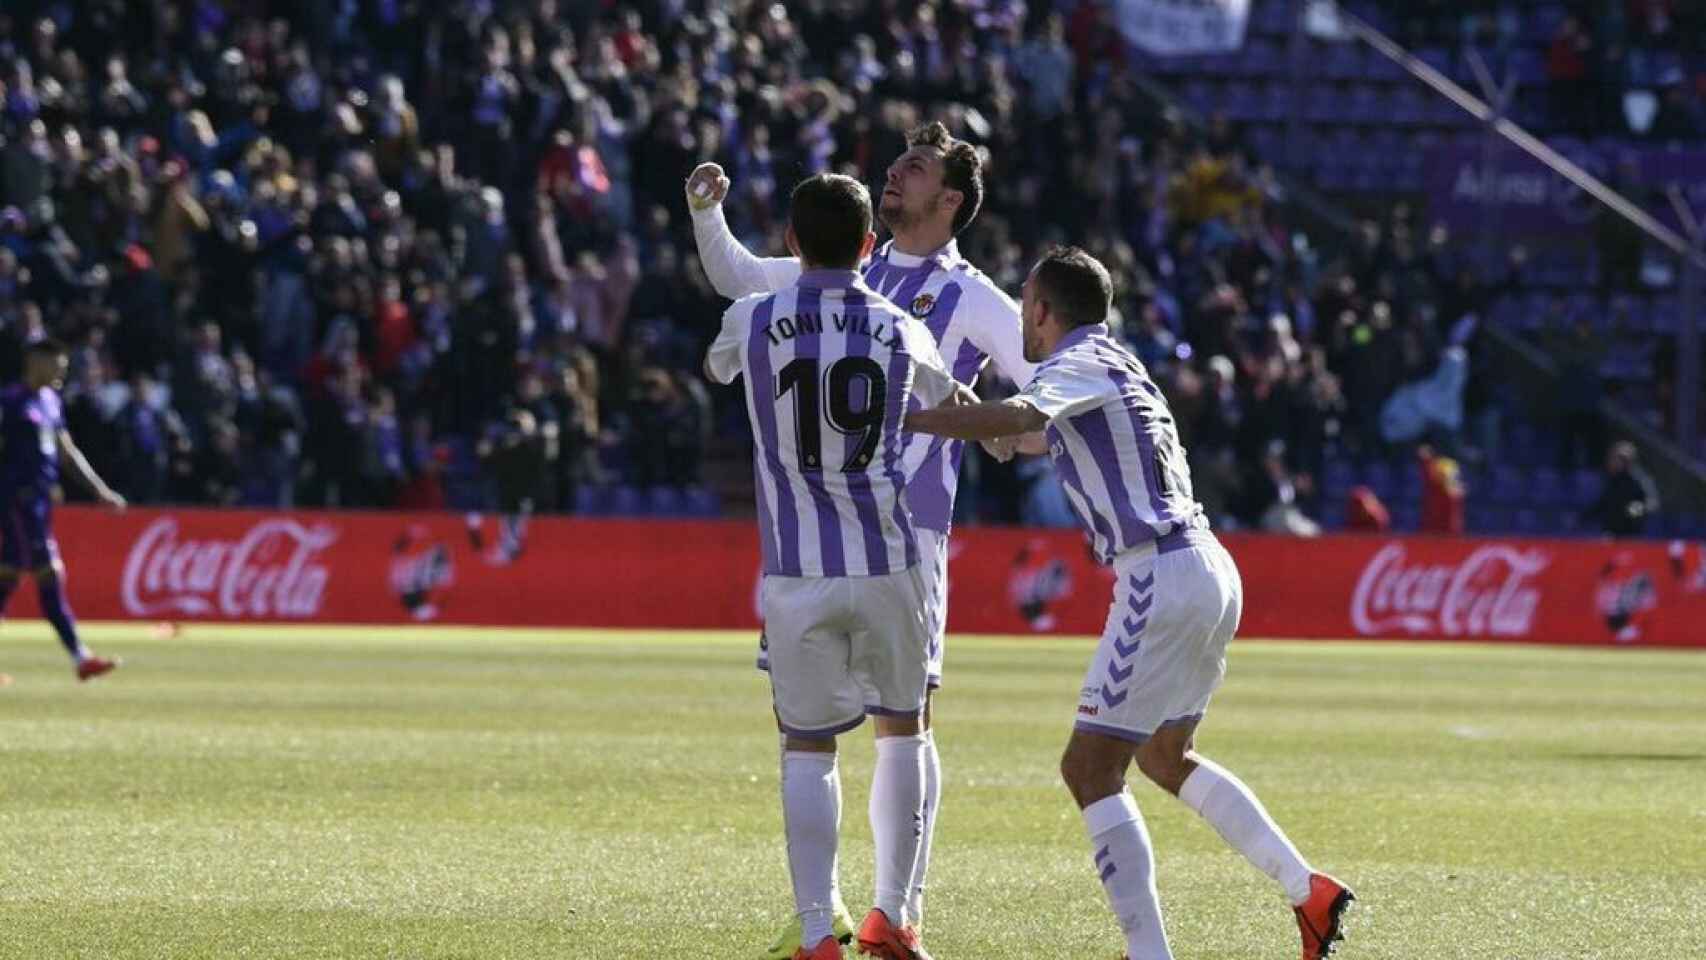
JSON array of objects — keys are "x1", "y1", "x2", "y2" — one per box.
[
  {"x1": 870, "y1": 734, "x2": 927, "y2": 925},
  {"x1": 1179, "y1": 758, "x2": 1314, "y2": 905},
  {"x1": 905, "y1": 732, "x2": 941, "y2": 926},
  {"x1": 1083, "y1": 792, "x2": 1173, "y2": 960},
  {"x1": 782, "y1": 750, "x2": 841, "y2": 944},
  {"x1": 781, "y1": 734, "x2": 844, "y2": 910}
]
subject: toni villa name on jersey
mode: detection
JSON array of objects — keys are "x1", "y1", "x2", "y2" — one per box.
[{"x1": 759, "y1": 309, "x2": 900, "y2": 349}]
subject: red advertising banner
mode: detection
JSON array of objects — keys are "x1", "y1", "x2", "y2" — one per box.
[{"x1": 10, "y1": 506, "x2": 1705, "y2": 647}]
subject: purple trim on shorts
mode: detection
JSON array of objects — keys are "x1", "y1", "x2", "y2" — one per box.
[
  {"x1": 1073, "y1": 719, "x2": 1149, "y2": 744},
  {"x1": 1156, "y1": 525, "x2": 1215, "y2": 556},
  {"x1": 1073, "y1": 712, "x2": 1206, "y2": 746},
  {"x1": 864, "y1": 704, "x2": 925, "y2": 718},
  {"x1": 780, "y1": 713, "x2": 867, "y2": 740}
]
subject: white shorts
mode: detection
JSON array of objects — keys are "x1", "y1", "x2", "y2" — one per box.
[
  {"x1": 763, "y1": 564, "x2": 936, "y2": 739},
  {"x1": 757, "y1": 528, "x2": 951, "y2": 690},
  {"x1": 1074, "y1": 528, "x2": 1243, "y2": 744}
]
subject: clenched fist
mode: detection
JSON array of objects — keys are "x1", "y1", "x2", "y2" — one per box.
[{"x1": 685, "y1": 162, "x2": 731, "y2": 212}]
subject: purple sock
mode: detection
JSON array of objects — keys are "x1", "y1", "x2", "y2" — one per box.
[{"x1": 38, "y1": 575, "x2": 86, "y2": 661}]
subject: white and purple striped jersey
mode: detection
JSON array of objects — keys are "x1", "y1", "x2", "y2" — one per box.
[
  {"x1": 1014, "y1": 323, "x2": 1206, "y2": 565},
  {"x1": 692, "y1": 207, "x2": 1035, "y2": 534},
  {"x1": 706, "y1": 268, "x2": 957, "y2": 578}
]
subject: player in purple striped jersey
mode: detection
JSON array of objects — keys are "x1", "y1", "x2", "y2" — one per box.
[
  {"x1": 704, "y1": 174, "x2": 962, "y2": 960},
  {"x1": 906, "y1": 248, "x2": 1354, "y2": 960},
  {"x1": 688, "y1": 122, "x2": 1032, "y2": 959},
  {"x1": 0, "y1": 339, "x2": 128, "y2": 682}
]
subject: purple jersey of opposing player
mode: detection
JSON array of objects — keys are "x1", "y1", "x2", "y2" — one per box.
[{"x1": 0, "y1": 384, "x2": 64, "y2": 495}]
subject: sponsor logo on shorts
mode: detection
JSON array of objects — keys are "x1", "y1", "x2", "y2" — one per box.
[{"x1": 1077, "y1": 704, "x2": 1099, "y2": 717}]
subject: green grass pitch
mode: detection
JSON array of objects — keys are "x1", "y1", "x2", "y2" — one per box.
[{"x1": 2, "y1": 622, "x2": 1704, "y2": 959}]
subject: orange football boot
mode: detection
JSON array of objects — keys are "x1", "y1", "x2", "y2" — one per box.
[
  {"x1": 1294, "y1": 873, "x2": 1356, "y2": 960},
  {"x1": 795, "y1": 935, "x2": 845, "y2": 960},
  {"x1": 77, "y1": 655, "x2": 120, "y2": 682},
  {"x1": 855, "y1": 909, "x2": 931, "y2": 960}
]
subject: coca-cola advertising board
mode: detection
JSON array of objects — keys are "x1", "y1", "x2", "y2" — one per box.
[{"x1": 9, "y1": 507, "x2": 1705, "y2": 647}]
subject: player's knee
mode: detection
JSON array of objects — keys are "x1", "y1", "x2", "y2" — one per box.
[
  {"x1": 1134, "y1": 742, "x2": 1191, "y2": 795},
  {"x1": 1059, "y1": 742, "x2": 1119, "y2": 805},
  {"x1": 873, "y1": 713, "x2": 923, "y2": 738}
]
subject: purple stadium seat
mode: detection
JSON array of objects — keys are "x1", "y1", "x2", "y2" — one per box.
[
  {"x1": 1571, "y1": 470, "x2": 1603, "y2": 505},
  {"x1": 574, "y1": 485, "x2": 612, "y2": 515},
  {"x1": 1490, "y1": 465, "x2": 1525, "y2": 504},
  {"x1": 1223, "y1": 82, "x2": 1261, "y2": 121},
  {"x1": 611, "y1": 485, "x2": 644, "y2": 516},
  {"x1": 684, "y1": 486, "x2": 721, "y2": 517},
  {"x1": 1512, "y1": 509, "x2": 1545, "y2": 535},
  {"x1": 1531, "y1": 468, "x2": 1566, "y2": 505},
  {"x1": 646, "y1": 486, "x2": 686, "y2": 516}
]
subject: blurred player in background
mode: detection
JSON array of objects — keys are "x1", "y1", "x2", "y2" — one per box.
[
  {"x1": 906, "y1": 248, "x2": 1354, "y2": 960},
  {"x1": 0, "y1": 339, "x2": 127, "y2": 681},
  {"x1": 704, "y1": 173, "x2": 960, "y2": 960},
  {"x1": 688, "y1": 120, "x2": 1032, "y2": 959}
]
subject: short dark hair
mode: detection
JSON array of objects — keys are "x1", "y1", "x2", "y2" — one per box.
[
  {"x1": 906, "y1": 121, "x2": 983, "y2": 235},
  {"x1": 25, "y1": 337, "x2": 68, "y2": 359},
  {"x1": 1031, "y1": 246, "x2": 1114, "y2": 328},
  {"x1": 789, "y1": 173, "x2": 872, "y2": 268}
]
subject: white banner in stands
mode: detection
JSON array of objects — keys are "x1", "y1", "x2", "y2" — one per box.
[{"x1": 1118, "y1": 0, "x2": 1251, "y2": 55}]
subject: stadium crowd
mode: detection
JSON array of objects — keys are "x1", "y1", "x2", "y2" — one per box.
[
  {"x1": 1382, "y1": 0, "x2": 1706, "y2": 140},
  {"x1": 0, "y1": 0, "x2": 1516, "y2": 533}
]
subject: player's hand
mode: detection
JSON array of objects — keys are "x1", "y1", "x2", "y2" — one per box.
[
  {"x1": 944, "y1": 383, "x2": 980, "y2": 408},
  {"x1": 101, "y1": 490, "x2": 128, "y2": 512},
  {"x1": 981, "y1": 435, "x2": 1018, "y2": 463},
  {"x1": 686, "y1": 162, "x2": 730, "y2": 212}
]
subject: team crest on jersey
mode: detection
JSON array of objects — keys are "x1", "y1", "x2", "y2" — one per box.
[{"x1": 910, "y1": 293, "x2": 936, "y2": 318}]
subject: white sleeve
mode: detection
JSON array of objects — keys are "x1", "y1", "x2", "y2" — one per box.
[
  {"x1": 964, "y1": 281, "x2": 1037, "y2": 388},
  {"x1": 900, "y1": 319, "x2": 957, "y2": 408},
  {"x1": 691, "y1": 205, "x2": 802, "y2": 299},
  {"x1": 1012, "y1": 354, "x2": 1115, "y2": 422},
  {"x1": 704, "y1": 300, "x2": 754, "y2": 385}
]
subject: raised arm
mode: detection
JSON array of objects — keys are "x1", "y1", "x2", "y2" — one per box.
[
  {"x1": 57, "y1": 430, "x2": 126, "y2": 509},
  {"x1": 906, "y1": 397, "x2": 1047, "y2": 442},
  {"x1": 686, "y1": 163, "x2": 802, "y2": 298}
]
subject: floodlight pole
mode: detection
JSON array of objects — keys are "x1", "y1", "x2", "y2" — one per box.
[{"x1": 1668, "y1": 186, "x2": 1702, "y2": 455}]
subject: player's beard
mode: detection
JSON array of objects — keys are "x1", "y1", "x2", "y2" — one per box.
[{"x1": 878, "y1": 189, "x2": 939, "y2": 235}]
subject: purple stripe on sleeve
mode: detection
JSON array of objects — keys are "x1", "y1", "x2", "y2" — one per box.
[
  {"x1": 1063, "y1": 404, "x2": 1143, "y2": 548},
  {"x1": 839, "y1": 288, "x2": 892, "y2": 576},
  {"x1": 747, "y1": 296, "x2": 801, "y2": 575},
  {"x1": 793, "y1": 286, "x2": 847, "y2": 577}
]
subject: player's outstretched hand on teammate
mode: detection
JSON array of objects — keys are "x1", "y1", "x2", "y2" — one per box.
[
  {"x1": 981, "y1": 435, "x2": 1019, "y2": 463},
  {"x1": 686, "y1": 162, "x2": 731, "y2": 211}
]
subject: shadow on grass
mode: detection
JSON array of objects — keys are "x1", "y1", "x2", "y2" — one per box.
[{"x1": 1556, "y1": 752, "x2": 1705, "y2": 763}]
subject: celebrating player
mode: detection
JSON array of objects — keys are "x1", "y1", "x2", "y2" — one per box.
[
  {"x1": 688, "y1": 121, "x2": 1032, "y2": 958},
  {"x1": 0, "y1": 339, "x2": 127, "y2": 681},
  {"x1": 704, "y1": 173, "x2": 960, "y2": 960},
  {"x1": 905, "y1": 248, "x2": 1355, "y2": 960}
]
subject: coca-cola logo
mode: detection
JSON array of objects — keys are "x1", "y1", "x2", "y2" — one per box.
[
  {"x1": 1350, "y1": 542, "x2": 1549, "y2": 637},
  {"x1": 121, "y1": 517, "x2": 338, "y2": 618}
]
